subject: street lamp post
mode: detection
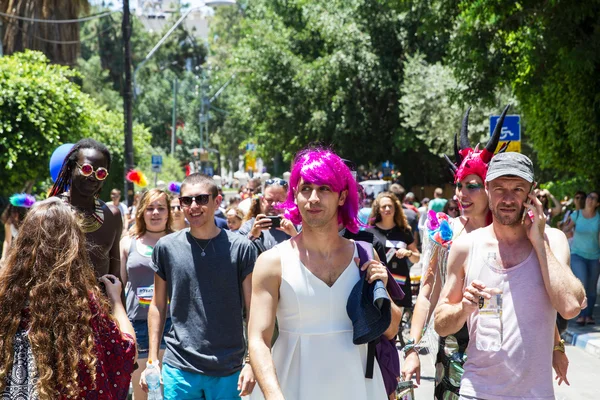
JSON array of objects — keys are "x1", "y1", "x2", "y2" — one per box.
[{"x1": 128, "y1": 0, "x2": 237, "y2": 165}]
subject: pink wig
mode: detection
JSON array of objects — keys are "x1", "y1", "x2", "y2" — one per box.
[{"x1": 281, "y1": 147, "x2": 361, "y2": 233}]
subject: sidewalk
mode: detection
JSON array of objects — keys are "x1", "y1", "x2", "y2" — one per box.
[{"x1": 562, "y1": 304, "x2": 600, "y2": 359}]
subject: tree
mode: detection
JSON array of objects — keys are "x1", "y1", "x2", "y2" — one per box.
[
  {"x1": 446, "y1": 0, "x2": 600, "y2": 181},
  {"x1": 0, "y1": 50, "x2": 151, "y2": 197},
  {"x1": 1, "y1": 0, "x2": 91, "y2": 65},
  {"x1": 213, "y1": 0, "x2": 409, "y2": 166}
]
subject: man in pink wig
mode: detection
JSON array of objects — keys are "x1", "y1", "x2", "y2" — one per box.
[{"x1": 247, "y1": 147, "x2": 401, "y2": 399}]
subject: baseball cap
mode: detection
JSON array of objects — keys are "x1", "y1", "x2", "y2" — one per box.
[{"x1": 485, "y1": 152, "x2": 534, "y2": 183}]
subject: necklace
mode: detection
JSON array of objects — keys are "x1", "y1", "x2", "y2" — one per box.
[
  {"x1": 60, "y1": 192, "x2": 104, "y2": 233},
  {"x1": 190, "y1": 234, "x2": 216, "y2": 257}
]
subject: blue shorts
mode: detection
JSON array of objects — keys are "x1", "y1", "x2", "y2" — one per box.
[
  {"x1": 131, "y1": 318, "x2": 172, "y2": 356},
  {"x1": 162, "y1": 363, "x2": 241, "y2": 400}
]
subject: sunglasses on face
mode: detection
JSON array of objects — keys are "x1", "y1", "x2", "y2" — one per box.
[
  {"x1": 77, "y1": 163, "x2": 109, "y2": 181},
  {"x1": 171, "y1": 205, "x2": 181, "y2": 211},
  {"x1": 589, "y1": 195, "x2": 599, "y2": 201},
  {"x1": 179, "y1": 194, "x2": 211, "y2": 207},
  {"x1": 265, "y1": 178, "x2": 288, "y2": 187}
]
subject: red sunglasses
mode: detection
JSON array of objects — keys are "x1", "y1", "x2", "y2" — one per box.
[{"x1": 77, "y1": 163, "x2": 109, "y2": 181}]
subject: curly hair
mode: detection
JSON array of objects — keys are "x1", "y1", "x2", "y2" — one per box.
[
  {"x1": 0, "y1": 198, "x2": 112, "y2": 399},
  {"x1": 128, "y1": 189, "x2": 173, "y2": 237},
  {"x1": 368, "y1": 191, "x2": 410, "y2": 231}
]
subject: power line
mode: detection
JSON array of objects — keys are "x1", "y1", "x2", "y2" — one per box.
[
  {"x1": 2, "y1": 16, "x2": 118, "y2": 45},
  {"x1": 0, "y1": 9, "x2": 121, "y2": 24}
]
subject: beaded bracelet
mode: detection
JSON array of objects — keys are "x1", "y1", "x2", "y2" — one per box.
[{"x1": 403, "y1": 338, "x2": 417, "y2": 357}]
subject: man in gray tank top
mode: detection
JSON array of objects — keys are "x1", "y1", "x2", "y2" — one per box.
[{"x1": 434, "y1": 152, "x2": 586, "y2": 399}]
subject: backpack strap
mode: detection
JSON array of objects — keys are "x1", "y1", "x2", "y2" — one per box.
[{"x1": 355, "y1": 240, "x2": 379, "y2": 380}]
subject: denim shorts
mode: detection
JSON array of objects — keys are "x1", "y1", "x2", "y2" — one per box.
[{"x1": 131, "y1": 318, "x2": 172, "y2": 356}]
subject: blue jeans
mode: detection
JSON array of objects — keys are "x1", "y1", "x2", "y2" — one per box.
[
  {"x1": 162, "y1": 363, "x2": 241, "y2": 400},
  {"x1": 571, "y1": 254, "x2": 600, "y2": 318}
]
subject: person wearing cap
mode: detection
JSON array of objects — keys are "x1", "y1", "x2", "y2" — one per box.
[
  {"x1": 434, "y1": 152, "x2": 585, "y2": 399},
  {"x1": 247, "y1": 147, "x2": 401, "y2": 399}
]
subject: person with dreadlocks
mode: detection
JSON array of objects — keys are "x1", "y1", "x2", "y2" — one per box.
[
  {"x1": 49, "y1": 138, "x2": 123, "y2": 279},
  {"x1": 401, "y1": 106, "x2": 570, "y2": 398}
]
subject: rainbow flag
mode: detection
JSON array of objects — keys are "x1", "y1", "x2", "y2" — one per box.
[{"x1": 392, "y1": 274, "x2": 407, "y2": 285}]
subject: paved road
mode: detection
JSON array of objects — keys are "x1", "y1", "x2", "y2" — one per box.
[{"x1": 405, "y1": 344, "x2": 600, "y2": 399}]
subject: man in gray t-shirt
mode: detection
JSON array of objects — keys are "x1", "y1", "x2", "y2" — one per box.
[{"x1": 141, "y1": 173, "x2": 257, "y2": 399}]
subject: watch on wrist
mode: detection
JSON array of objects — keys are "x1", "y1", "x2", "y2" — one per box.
[{"x1": 553, "y1": 339, "x2": 565, "y2": 353}]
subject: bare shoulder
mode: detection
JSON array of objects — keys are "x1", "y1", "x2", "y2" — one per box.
[
  {"x1": 545, "y1": 226, "x2": 568, "y2": 246},
  {"x1": 450, "y1": 229, "x2": 475, "y2": 255},
  {"x1": 120, "y1": 234, "x2": 132, "y2": 250},
  {"x1": 101, "y1": 200, "x2": 121, "y2": 220},
  {"x1": 254, "y1": 246, "x2": 283, "y2": 282}
]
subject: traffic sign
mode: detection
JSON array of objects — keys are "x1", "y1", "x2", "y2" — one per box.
[
  {"x1": 203, "y1": 166, "x2": 214, "y2": 176},
  {"x1": 489, "y1": 115, "x2": 521, "y2": 141},
  {"x1": 151, "y1": 155, "x2": 163, "y2": 173},
  {"x1": 498, "y1": 141, "x2": 521, "y2": 153}
]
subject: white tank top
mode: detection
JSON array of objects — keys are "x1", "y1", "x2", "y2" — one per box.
[{"x1": 460, "y1": 240, "x2": 556, "y2": 400}]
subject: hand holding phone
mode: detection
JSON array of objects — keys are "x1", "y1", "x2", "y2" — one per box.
[
  {"x1": 265, "y1": 215, "x2": 281, "y2": 228},
  {"x1": 521, "y1": 182, "x2": 538, "y2": 224}
]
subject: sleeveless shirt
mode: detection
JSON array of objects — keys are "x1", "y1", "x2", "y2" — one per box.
[
  {"x1": 125, "y1": 238, "x2": 157, "y2": 321},
  {"x1": 460, "y1": 240, "x2": 556, "y2": 399}
]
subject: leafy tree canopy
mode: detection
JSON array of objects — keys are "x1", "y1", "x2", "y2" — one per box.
[{"x1": 0, "y1": 50, "x2": 151, "y2": 197}]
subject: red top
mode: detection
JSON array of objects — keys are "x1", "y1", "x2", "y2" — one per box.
[
  {"x1": 10, "y1": 298, "x2": 136, "y2": 400},
  {"x1": 72, "y1": 298, "x2": 136, "y2": 399}
]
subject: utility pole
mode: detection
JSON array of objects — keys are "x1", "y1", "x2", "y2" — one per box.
[
  {"x1": 171, "y1": 77, "x2": 178, "y2": 155},
  {"x1": 123, "y1": 0, "x2": 134, "y2": 205}
]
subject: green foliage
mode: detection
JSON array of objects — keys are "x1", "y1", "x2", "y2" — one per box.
[
  {"x1": 446, "y1": 0, "x2": 600, "y2": 181},
  {"x1": 0, "y1": 51, "x2": 86, "y2": 191},
  {"x1": 0, "y1": 51, "x2": 151, "y2": 197},
  {"x1": 400, "y1": 53, "x2": 518, "y2": 156},
  {"x1": 216, "y1": 0, "x2": 409, "y2": 165}
]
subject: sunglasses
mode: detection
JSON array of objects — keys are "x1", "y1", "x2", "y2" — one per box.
[
  {"x1": 171, "y1": 205, "x2": 181, "y2": 211},
  {"x1": 265, "y1": 178, "x2": 288, "y2": 187},
  {"x1": 179, "y1": 194, "x2": 211, "y2": 207},
  {"x1": 77, "y1": 163, "x2": 109, "y2": 181},
  {"x1": 589, "y1": 195, "x2": 599, "y2": 200}
]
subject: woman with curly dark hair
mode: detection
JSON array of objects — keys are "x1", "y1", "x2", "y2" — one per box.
[
  {"x1": 367, "y1": 192, "x2": 421, "y2": 312},
  {"x1": 0, "y1": 198, "x2": 137, "y2": 399}
]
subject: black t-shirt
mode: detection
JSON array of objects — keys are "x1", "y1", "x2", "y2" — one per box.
[
  {"x1": 340, "y1": 228, "x2": 386, "y2": 263},
  {"x1": 366, "y1": 225, "x2": 414, "y2": 306}
]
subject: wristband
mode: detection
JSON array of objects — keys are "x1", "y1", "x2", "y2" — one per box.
[
  {"x1": 553, "y1": 339, "x2": 565, "y2": 353},
  {"x1": 403, "y1": 338, "x2": 418, "y2": 357}
]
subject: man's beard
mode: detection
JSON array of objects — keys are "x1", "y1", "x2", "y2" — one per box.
[{"x1": 491, "y1": 203, "x2": 525, "y2": 226}]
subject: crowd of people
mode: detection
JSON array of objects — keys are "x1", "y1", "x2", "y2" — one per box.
[{"x1": 0, "y1": 112, "x2": 598, "y2": 399}]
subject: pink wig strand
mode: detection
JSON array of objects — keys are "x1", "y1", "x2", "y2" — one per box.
[{"x1": 281, "y1": 147, "x2": 361, "y2": 233}]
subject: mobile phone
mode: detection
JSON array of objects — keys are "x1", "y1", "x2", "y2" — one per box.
[
  {"x1": 265, "y1": 215, "x2": 281, "y2": 228},
  {"x1": 98, "y1": 276, "x2": 115, "y2": 295},
  {"x1": 521, "y1": 182, "x2": 538, "y2": 224}
]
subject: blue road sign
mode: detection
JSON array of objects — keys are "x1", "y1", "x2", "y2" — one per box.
[
  {"x1": 489, "y1": 115, "x2": 521, "y2": 141},
  {"x1": 151, "y1": 155, "x2": 163, "y2": 173},
  {"x1": 151, "y1": 155, "x2": 163, "y2": 166}
]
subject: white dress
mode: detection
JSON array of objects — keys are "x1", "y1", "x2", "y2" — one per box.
[{"x1": 250, "y1": 240, "x2": 388, "y2": 400}]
